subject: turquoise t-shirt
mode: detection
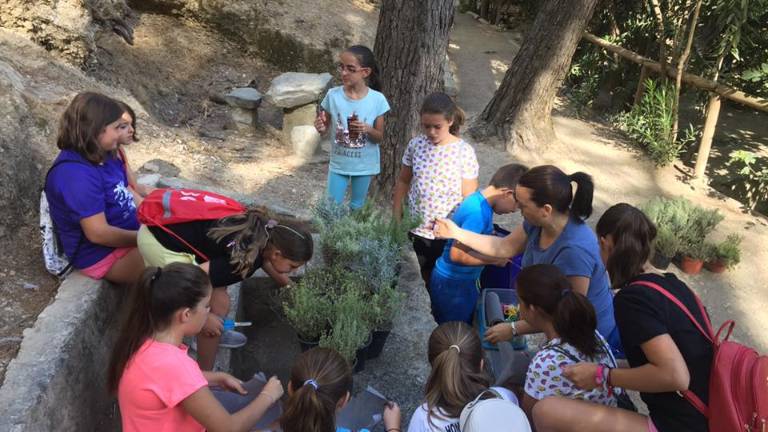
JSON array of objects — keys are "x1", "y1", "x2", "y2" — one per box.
[
  {"x1": 521, "y1": 218, "x2": 616, "y2": 339},
  {"x1": 434, "y1": 191, "x2": 494, "y2": 280},
  {"x1": 320, "y1": 86, "x2": 390, "y2": 176}
]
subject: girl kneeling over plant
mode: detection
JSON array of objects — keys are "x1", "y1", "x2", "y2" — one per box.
[
  {"x1": 532, "y1": 204, "x2": 713, "y2": 432},
  {"x1": 280, "y1": 347, "x2": 401, "y2": 432},
  {"x1": 108, "y1": 263, "x2": 283, "y2": 432},
  {"x1": 137, "y1": 208, "x2": 313, "y2": 370}
]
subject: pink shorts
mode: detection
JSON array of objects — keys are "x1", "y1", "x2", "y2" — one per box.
[
  {"x1": 80, "y1": 247, "x2": 134, "y2": 280},
  {"x1": 647, "y1": 418, "x2": 658, "y2": 432}
]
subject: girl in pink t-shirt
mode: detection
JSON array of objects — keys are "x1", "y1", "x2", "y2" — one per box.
[
  {"x1": 392, "y1": 92, "x2": 479, "y2": 290},
  {"x1": 107, "y1": 262, "x2": 284, "y2": 432}
]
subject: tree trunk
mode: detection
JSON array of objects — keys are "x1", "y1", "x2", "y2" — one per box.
[
  {"x1": 475, "y1": 0, "x2": 600, "y2": 152},
  {"x1": 371, "y1": 0, "x2": 454, "y2": 196},
  {"x1": 669, "y1": 0, "x2": 703, "y2": 145},
  {"x1": 648, "y1": 0, "x2": 668, "y2": 81}
]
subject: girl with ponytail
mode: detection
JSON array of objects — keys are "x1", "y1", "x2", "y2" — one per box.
[
  {"x1": 402, "y1": 322, "x2": 519, "y2": 432},
  {"x1": 515, "y1": 264, "x2": 618, "y2": 421},
  {"x1": 137, "y1": 207, "x2": 313, "y2": 370},
  {"x1": 314, "y1": 44, "x2": 391, "y2": 210},
  {"x1": 434, "y1": 165, "x2": 620, "y2": 357},
  {"x1": 108, "y1": 263, "x2": 284, "y2": 432},
  {"x1": 280, "y1": 347, "x2": 401, "y2": 432}
]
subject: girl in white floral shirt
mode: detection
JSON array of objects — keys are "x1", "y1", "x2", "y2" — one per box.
[
  {"x1": 392, "y1": 92, "x2": 479, "y2": 290},
  {"x1": 515, "y1": 264, "x2": 619, "y2": 422}
]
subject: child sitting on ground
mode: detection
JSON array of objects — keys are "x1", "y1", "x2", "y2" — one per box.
[
  {"x1": 515, "y1": 264, "x2": 618, "y2": 421},
  {"x1": 137, "y1": 207, "x2": 313, "y2": 370},
  {"x1": 394, "y1": 321, "x2": 527, "y2": 432},
  {"x1": 429, "y1": 163, "x2": 528, "y2": 324},
  {"x1": 280, "y1": 347, "x2": 401, "y2": 432},
  {"x1": 108, "y1": 263, "x2": 283, "y2": 432}
]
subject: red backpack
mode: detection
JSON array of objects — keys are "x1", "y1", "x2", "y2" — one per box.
[
  {"x1": 634, "y1": 281, "x2": 768, "y2": 432},
  {"x1": 137, "y1": 188, "x2": 246, "y2": 261}
]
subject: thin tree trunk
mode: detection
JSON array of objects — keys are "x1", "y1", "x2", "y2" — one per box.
[
  {"x1": 371, "y1": 0, "x2": 454, "y2": 196},
  {"x1": 648, "y1": 0, "x2": 668, "y2": 81},
  {"x1": 670, "y1": 0, "x2": 703, "y2": 144},
  {"x1": 693, "y1": 52, "x2": 728, "y2": 179},
  {"x1": 474, "y1": 0, "x2": 600, "y2": 152}
]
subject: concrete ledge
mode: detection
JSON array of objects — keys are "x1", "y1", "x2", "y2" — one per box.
[{"x1": 0, "y1": 273, "x2": 122, "y2": 431}]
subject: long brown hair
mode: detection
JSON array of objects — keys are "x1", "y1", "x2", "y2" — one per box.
[
  {"x1": 107, "y1": 263, "x2": 211, "y2": 394},
  {"x1": 516, "y1": 264, "x2": 601, "y2": 357},
  {"x1": 518, "y1": 165, "x2": 594, "y2": 222},
  {"x1": 420, "y1": 92, "x2": 466, "y2": 135},
  {"x1": 596, "y1": 203, "x2": 657, "y2": 288},
  {"x1": 424, "y1": 322, "x2": 490, "y2": 422},
  {"x1": 57, "y1": 92, "x2": 124, "y2": 164},
  {"x1": 207, "y1": 207, "x2": 314, "y2": 278},
  {"x1": 280, "y1": 347, "x2": 353, "y2": 432}
]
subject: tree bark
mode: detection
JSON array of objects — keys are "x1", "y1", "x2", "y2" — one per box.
[
  {"x1": 475, "y1": 0, "x2": 600, "y2": 152},
  {"x1": 648, "y1": 0, "x2": 668, "y2": 81},
  {"x1": 670, "y1": 0, "x2": 703, "y2": 145},
  {"x1": 371, "y1": 0, "x2": 455, "y2": 196}
]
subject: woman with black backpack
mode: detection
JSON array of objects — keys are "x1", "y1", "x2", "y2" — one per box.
[{"x1": 532, "y1": 203, "x2": 713, "y2": 432}]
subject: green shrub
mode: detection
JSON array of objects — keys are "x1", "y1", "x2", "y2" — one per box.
[
  {"x1": 614, "y1": 79, "x2": 697, "y2": 166},
  {"x1": 727, "y1": 150, "x2": 768, "y2": 213},
  {"x1": 368, "y1": 284, "x2": 406, "y2": 331},
  {"x1": 713, "y1": 234, "x2": 742, "y2": 268},
  {"x1": 681, "y1": 240, "x2": 711, "y2": 260},
  {"x1": 643, "y1": 196, "x2": 723, "y2": 252},
  {"x1": 654, "y1": 226, "x2": 680, "y2": 257},
  {"x1": 282, "y1": 270, "x2": 334, "y2": 341},
  {"x1": 319, "y1": 286, "x2": 370, "y2": 363}
]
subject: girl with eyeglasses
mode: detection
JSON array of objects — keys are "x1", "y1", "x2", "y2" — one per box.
[{"x1": 314, "y1": 45, "x2": 390, "y2": 210}]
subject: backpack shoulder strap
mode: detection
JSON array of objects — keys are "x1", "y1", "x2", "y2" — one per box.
[
  {"x1": 630, "y1": 279, "x2": 712, "y2": 418},
  {"x1": 148, "y1": 221, "x2": 210, "y2": 262}
]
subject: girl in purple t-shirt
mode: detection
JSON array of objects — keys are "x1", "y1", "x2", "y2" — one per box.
[{"x1": 44, "y1": 92, "x2": 145, "y2": 284}]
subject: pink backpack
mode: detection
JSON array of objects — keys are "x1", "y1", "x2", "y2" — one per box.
[{"x1": 634, "y1": 281, "x2": 768, "y2": 432}]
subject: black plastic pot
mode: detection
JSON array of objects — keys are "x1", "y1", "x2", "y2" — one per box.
[
  {"x1": 298, "y1": 337, "x2": 320, "y2": 352},
  {"x1": 353, "y1": 333, "x2": 373, "y2": 373},
  {"x1": 366, "y1": 329, "x2": 392, "y2": 360},
  {"x1": 650, "y1": 251, "x2": 671, "y2": 270}
]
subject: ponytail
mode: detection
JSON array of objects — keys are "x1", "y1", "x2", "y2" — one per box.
[
  {"x1": 208, "y1": 207, "x2": 313, "y2": 278},
  {"x1": 516, "y1": 264, "x2": 600, "y2": 358},
  {"x1": 424, "y1": 322, "x2": 489, "y2": 422},
  {"x1": 345, "y1": 45, "x2": 382, "y2": 91},
  {"x1": 596, "y1": 203, "x2": 657, "y2": 288},
  {"x1": 420, "y1": 92, "x2": 465, "y2": 136},
  {"x1": 568, "y1": 172, "x2": 594, "y2": 221},
  {"x1": 518, "y1": 165, "x2": 594, "y2": 222},
  {"x1": 107, "y1": 263, "x2": 211, "y2": 394},
  {"x1": 280, "y1": 348, "x2": 352, "y2": 432}
]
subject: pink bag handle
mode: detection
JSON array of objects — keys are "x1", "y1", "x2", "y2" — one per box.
[{"x1": 630, "y1": 280, "x2": 716, "y2": 417}]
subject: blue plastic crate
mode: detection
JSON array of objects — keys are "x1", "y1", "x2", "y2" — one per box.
[
  {"x1": 480, "y1": 225, "x2": 523, "y2": 290},
  {"x1": 478, "y1": 287, "x2": 526, "y2": 351}
]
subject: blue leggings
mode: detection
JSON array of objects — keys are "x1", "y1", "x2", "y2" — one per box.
[{"x1": 326, "y1": 171, "x2": 373, "y2": 210}]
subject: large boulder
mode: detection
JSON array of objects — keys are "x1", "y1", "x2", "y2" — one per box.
[
  {"x1": 266, "y1": 72, "x2": 333, "y2": 109},
  {"x1": 224, "y1": 87, "x2": 263, "y2": 110}
]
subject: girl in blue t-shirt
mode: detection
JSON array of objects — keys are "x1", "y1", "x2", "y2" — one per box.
[
  {"x1": 434, "y1": 165, "x2": 621, "y2": 357},
  {"x1": 44, "y1": 92, "x2": 145, "y2": 284},
  {"x1": 314, "y1": 45, "x2": 391, "y2": 209}
]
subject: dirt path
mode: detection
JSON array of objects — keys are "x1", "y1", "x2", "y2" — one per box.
[{"x1": 448, "y1": 12, "x2": 768, "y2": 353}]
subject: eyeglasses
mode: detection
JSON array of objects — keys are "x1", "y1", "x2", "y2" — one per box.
[{"x1": 336, "y1": 63, "x2": 367, "y2": 73}]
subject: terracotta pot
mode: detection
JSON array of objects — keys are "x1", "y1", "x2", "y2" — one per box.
[
  {"x1": 679, "y1": 256, "x2": 703, "y2": 275},
  {"x1": 704, "y1": 259, "x2": 727, "y2": 274}
]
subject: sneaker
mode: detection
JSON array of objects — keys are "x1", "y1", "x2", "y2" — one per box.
[{"x1": 219, "y1": 330, "x2": 247, "y2": 349}]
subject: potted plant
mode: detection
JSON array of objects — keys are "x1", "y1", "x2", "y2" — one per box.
[
  {"x1": 705, "y1": 234, "x2": 742, "y2": 273},
  {"x1": 679, "y1": 241, "x2": 709, "y2": 275},
  {"x1": 282, "y1": 269, "x2": 335, "y2": 350},
  {"x1": 366, "y1": 284, "x2": 405, "y2": 359},
  {"x1": 319, "y1": 286, "x2": 371, "y2": 372},
  {"x1": 651, "y1": 226, "x2": 679, "y2": 270}
]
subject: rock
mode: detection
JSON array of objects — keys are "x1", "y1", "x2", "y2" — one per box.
[
  {"x1": 266, "y1": 72, "x2": 332, "y2": 108},
  {"x1": 139, "y1": 159, "x2": 181, "y2": 177},
  {"x1": 224, "y1": 87, "x2": 263, "y2": 110},
  {"x1": 231, "y1": 107, "x2": 257, "y2": 128},
  {"x1": 290, "y1": 125, "x2": 321, "y2": 159},
  {"x1": 282, "y1": 102, "x2": 318, "y2": 145},
  {"x1": 443, "y1": 55, "x2": 459, "y2": 97},
  {"x1": 136, "y1": 173, "x2": 161, "y2": 188}
]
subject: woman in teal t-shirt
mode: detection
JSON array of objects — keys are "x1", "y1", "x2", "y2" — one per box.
[{"x1": 314, "y1": 45, "x2": 390, "y2": 209}]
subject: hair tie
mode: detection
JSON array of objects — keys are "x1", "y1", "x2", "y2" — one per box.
[
  {"x1": 303, "y1": 379, "x2": 319, "y2": 390},
  {"x1": 449, "y1": 344, "x2": 461, "y2": 354},
  {"x1": 266, "y1": 219, "x2": 278, "y2": 229},
  {"x1": 560, "y1": 289, "x2": 572, "y2": 298}
]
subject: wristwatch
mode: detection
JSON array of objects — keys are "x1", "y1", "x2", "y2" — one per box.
[{"x1": 508, "y1": 321, "x2": 518, "y2": 337}]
